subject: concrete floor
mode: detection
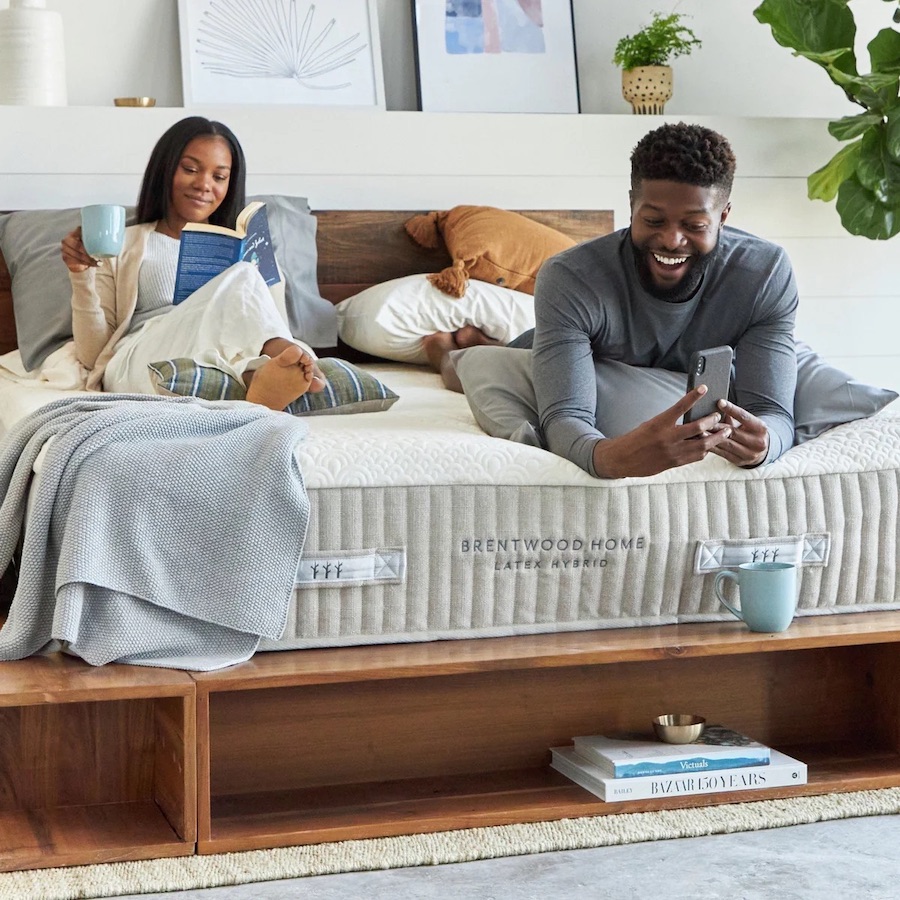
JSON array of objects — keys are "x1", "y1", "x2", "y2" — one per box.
[{"x1": 121, "y1": 814, "x2": 900, "y2": 899}]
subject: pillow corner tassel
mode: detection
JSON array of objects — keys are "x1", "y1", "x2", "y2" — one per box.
[{"x1": 427, "y1": 260, "x2": 469, "y2": 299}]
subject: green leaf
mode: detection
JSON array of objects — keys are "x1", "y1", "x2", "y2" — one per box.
[
  {"x1": 756, "y1": 1, "x2": 900, "y2": 239},
  {"x1": 798, "y1": 47, "x2": 856, "y2": 67},
  {"x1": 828, "y1": 112, "x2": 883, "y2": 140},
  {"x1": 856, "y1": 126, "x2": 900, "y2": 201},
  {"x1": 808, "y1": 140, "x2": 861, "y2": 201},
  {"x1": 612, "y1": 11, "x2": 701, "y2": 68},
  {"x1": 826, "y1": 68, "x2": 899, "y2": 109},
  {"x1": 868, "y1": 27, "x2": 900, "y2": 75},
  {"x1": 836, "y1": 175, "x2": 900, "y2": 239},
  {"x1": 754, "y1": 0, "x2": 858, "y2": 74},
  {"x1": 887, "y1": 105, "x2": 900, "y2": 159}
]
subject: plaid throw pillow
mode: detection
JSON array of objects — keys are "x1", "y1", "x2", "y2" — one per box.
[{"x1": 148, "y1": 357, "x2": 399, "y2": 415}]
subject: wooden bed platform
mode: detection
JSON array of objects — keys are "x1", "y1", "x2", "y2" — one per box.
[{"x1": 2, "y1": 209, "x2": 900, "y2": 871}]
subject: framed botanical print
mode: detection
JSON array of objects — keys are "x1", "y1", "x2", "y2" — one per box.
[
  {"x1": 178, "y1": 0, "x2": 385, "y2": 108},
  {"x1": 411, "y1": 0, "x2": 580, "y2": 113}
]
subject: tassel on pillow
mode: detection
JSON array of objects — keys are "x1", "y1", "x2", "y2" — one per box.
[{"x1": 427, "y1": 259, "x2": 470, "y2": 299}]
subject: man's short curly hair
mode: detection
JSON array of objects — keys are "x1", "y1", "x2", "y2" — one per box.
[{"x1": 630, "y1": 123, "x2": 736, "y2": 198}]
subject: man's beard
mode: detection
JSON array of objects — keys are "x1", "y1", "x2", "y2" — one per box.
[{"x1": 630, "y1": 234, "x2": 719, "y2": 303}]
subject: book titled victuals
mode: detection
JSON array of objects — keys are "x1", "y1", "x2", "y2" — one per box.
[
  {"x1": 172, "y1": 200, "x2": 281, "y2": 305},
  {"x1": 551, "y1": 746, "x2": 806, "y2": 803},
  {"x1": 573, "y1": 725, "x2": 771, "y2": 778}
]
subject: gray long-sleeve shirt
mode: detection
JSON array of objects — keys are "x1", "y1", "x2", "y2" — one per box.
[{"x1": 532, "y1": 226, "x2": 799, "y2": 476}]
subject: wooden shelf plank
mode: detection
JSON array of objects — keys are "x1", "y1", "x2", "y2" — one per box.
[
  {"x1": 0, "y1": 801, "x2": 194, "y2": 873},
  {"x1": 199, "y1": 752, "x2": 900, "y2": 854},
  {"x1": 0, "y1": 654, "x2": 194, "y2": 706},
  {"x1": 192, "y1": 612, "x2": 900, "y2": 692}
]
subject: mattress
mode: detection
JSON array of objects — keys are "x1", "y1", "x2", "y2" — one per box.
[{"x1": 2, "y1": 354, "x2": 900, "y2": 651}]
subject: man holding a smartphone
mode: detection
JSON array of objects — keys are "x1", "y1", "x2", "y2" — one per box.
[{"x1": 531, "y1": 122, "x2": 797, "y2": 479}]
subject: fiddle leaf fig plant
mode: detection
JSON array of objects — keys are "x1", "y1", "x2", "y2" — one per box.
[
  {"x1": 612, "y1": 11, "x2": 701, "y2": 70},
  {"x1": 754, "y1": 0, "x2": 900, "y2": 239}
]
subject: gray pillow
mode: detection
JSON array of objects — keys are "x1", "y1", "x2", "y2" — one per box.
[
  {"x1": 453, "y1": 343, "x2": 897, "y2": 446},
  {"x1": 793, "y1": 341, "x2": 897, "y2": 442},
  {"x1": 0, "y1": 207, "x2": 106, "y2": 370},
  {"x1": 0, "y1": 195, "x2": 335, "y2": 372},
  {"x1": 247, "y1": 194, "x2": 336, "y2": 348},
  {"x1": 451, "y1": 347, "x2": 684, "y2": 442}
]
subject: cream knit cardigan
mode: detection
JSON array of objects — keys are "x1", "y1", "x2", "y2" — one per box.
[
  {"x1": 69, "y1": 222, "x2": 289, "y2": 391},
  {"x1": 70, "y1": 222, "x2": 155, "y2": 391}
]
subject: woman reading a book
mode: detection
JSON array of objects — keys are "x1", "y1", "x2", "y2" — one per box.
[{"x1": 59, "y1": 116, "x2": 324, "y2": 411}]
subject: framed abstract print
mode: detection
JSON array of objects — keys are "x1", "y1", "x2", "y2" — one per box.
[{"x1": 411, "y1": 0, "x2": 580, "y2": 113}]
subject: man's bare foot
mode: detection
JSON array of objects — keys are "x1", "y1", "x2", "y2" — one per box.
[
  {"x1": 245, "y1": 345, "x2": 314, "y2": 411},
  {"x1": 420, "y1": 331, "x2": 467, "y2": 392},
  {"x1": 421, "y1": 332, "x2": 459, "y2": 373},
  {"x1": 455, "y1": 325, "x2": 501, "y2": 349}
]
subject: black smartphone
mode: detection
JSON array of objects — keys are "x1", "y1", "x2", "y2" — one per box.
[{"x1": 684, "y1": 346, "x2": 734, "y2": 424}]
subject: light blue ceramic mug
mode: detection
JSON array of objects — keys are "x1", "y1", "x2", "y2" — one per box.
[
  {"x1": 81, "y1": 204, "x2": 126, "y2": 258},
  {"x1": 714, "y1": 561, "x2": 798, "y2": 633}
]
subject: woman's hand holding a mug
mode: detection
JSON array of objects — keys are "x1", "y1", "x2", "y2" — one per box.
[
  {"x1": 60, "y1": 227, "x2": 99, "y2": 273},
  {"x1": 62, "y1": 205, "x2": 126, "y2": 272}
]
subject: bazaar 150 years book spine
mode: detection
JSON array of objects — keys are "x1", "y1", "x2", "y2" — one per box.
[{"x1": 551, "y1": 746, "x2": 806, "y2": 803}]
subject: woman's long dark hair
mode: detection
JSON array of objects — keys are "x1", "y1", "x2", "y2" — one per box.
[{"x1": 135, "y1": 117, "x2": 247, "y2": 228}]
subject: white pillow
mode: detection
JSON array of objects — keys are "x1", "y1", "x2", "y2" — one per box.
[{"x1": 335, "y1": 274, "x2": 535, "y2": 365}]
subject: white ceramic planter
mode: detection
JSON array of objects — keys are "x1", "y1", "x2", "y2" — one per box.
[{"x1": 0, "y1": 0, "x2": 67, "y2": 106}]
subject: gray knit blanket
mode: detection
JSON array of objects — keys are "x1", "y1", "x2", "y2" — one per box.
[{"x1": 0, "y1": 394, "x2": 309, "y2": 670}]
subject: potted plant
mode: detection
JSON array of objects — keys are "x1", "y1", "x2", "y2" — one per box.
[
  {"x1": 612, "y1": 11, "x2": 702, "y2": 114},
  {"x1": 754, "y1": 0, "x2": 900, "y2": 240}
]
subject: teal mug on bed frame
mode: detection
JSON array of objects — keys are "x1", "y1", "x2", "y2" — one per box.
[{"x1": 714, "y1": 561, "x2": 799, "y2": 633}]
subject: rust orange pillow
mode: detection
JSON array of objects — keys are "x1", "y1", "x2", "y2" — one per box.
[{"x1": 404, "y1": 205, "x2": 576, "y2": 298}]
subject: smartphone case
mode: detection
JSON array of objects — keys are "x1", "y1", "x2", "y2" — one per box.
[{"x1": 684, "y1": 346, "x2": 734, "y2": 424}]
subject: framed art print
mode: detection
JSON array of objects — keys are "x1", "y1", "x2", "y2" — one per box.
[
  {"x1": 412, "y1": 0, "x2": 580, "y2": 113},
  {"x1": 178, "y1": 0, "x2": 385, "y2": 108}
]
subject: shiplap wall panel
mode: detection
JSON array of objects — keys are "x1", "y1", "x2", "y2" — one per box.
[
  {"x1": 796, "y1": 297, "x2": 900, "y2": 358},
  {"x1": 0, "y1": 110, "x2": 836, "y2": 178},
  {"x1": 0, "y1": 175, "x2": 870, "y2": 239},
  {"x1": 778, "y1": 240, "x2": 900, "y2": 298}
]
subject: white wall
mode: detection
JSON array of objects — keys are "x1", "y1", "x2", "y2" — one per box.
[
  {"x1": 1, "y1": 0, "x2": 898, "y2": 392},
  {"x1": 27, "y1": 0, "x2": 896, "y2": 115}
]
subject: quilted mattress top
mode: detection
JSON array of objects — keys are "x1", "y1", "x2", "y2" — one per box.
[{"x1": 2, "y1": 352, "x2": 899, "y2": 490}]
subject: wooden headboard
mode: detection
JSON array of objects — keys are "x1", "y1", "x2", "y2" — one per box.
[
  {"x1": 0, "y1": 209, "x2": 614, "y2": 356},
  {"x1": 312, "y1": 209, "x2": 614, "y2": 304},
  {"x1": 0, "y1": 252, "x2": 12, "y2": 355}
]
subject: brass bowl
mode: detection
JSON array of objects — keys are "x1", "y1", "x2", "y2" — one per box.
[
  {"x1": 114, "y1": 97, "x2": 156, "y2": 107},
  {"x1": 652, "y1": 713, "x2": 706, "y2": 744}
]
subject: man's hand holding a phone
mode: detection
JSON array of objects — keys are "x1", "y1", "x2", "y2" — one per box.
[
  {"x1": 708, "y1": 401, "x2": 769, "y2": 468},
  {"x1": 684, "y1": 345, "x2": 769, "y2": 468},
  {"x1": 591, "y1": 346, "x2": 769, "y2": 478}
]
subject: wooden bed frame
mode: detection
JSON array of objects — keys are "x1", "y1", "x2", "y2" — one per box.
[{"x1": 2, "y1": 209, "x2": 900, "y2": 873}]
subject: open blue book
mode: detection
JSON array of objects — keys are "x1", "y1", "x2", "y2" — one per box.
[{"x1": 172, "y1": 201, "x2": 281, "y2": 305}]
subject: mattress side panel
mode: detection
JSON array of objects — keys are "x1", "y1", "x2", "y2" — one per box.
[{"x1": 264, "y1": 470, "x2": 900, "y2": 650}]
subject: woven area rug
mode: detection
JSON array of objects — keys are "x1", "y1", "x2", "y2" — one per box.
[{"x1": 3, "y1": 788, "x2": 900, "y2": 900}]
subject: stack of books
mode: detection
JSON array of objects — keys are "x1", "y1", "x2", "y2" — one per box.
[{"x1": 551, "y1": 724, "x2": 807, "y2": 802}]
